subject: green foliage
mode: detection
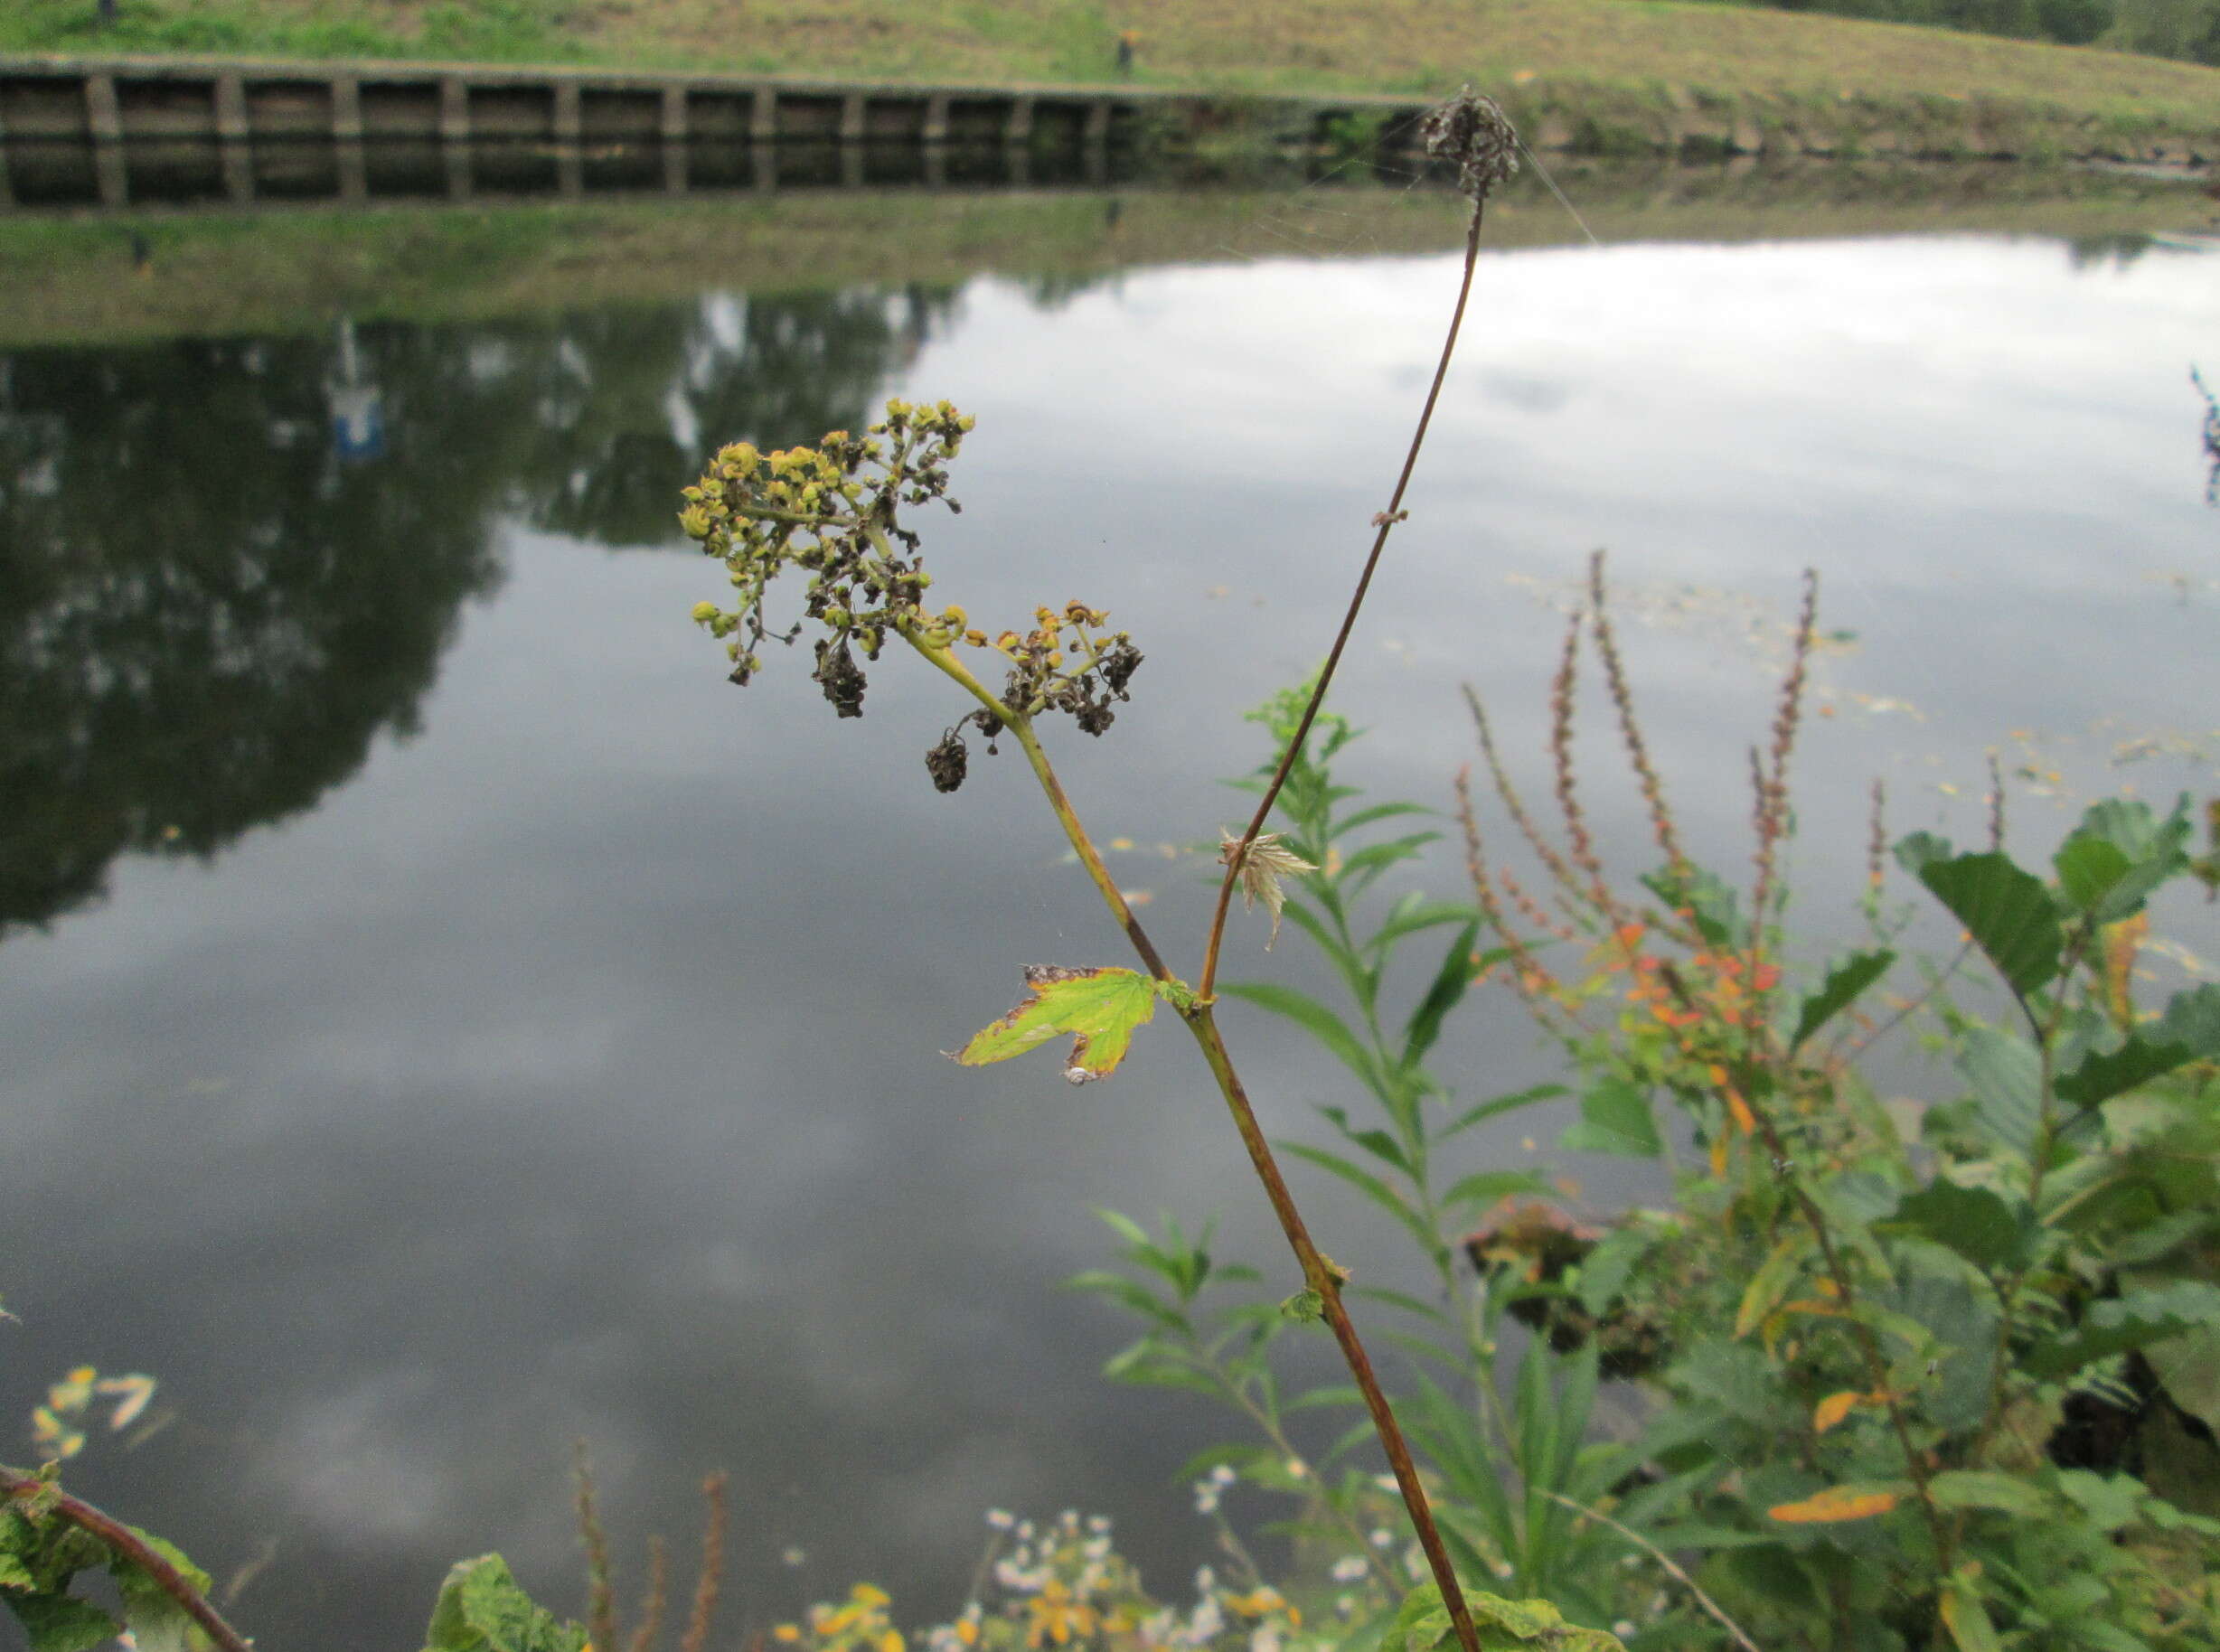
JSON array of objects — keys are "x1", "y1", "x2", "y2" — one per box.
[
  {"x1": 422, "y1": 1555, "x2": 592, "y2": 1652},
  {"x1": 0, "y1": 1484, "x2": 217, "y2": 1652},
  {"x1": 1382, "y1": 1582, "x2": 1627, "y2": 1652},
  {"x1": 955, "y1": 965, "x2": 1175, "y2": 1084},
  {"x1": 1081, "y1": 615, "x2": 2220, "y2": 1651}
]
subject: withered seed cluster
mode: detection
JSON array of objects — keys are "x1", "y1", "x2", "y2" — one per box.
[{"x1": 681, "y1": 399, "x2": 1142, "y2": 793}]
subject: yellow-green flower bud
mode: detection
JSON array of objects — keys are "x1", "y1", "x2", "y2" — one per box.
[{"x1": 691, "y1": 601, "x2": 720, "y2": 625}]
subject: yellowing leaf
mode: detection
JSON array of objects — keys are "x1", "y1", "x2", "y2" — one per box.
[
  {"x1": 1736, "y1": 1230, "x2": 1814, "y2": 1340},
  {"x1": 1767, "y1": 1486, "x2": 1901, "y2": 1524},
  {"x1": 954, "y1": 966, "x2": 1162, "y2": 1084},
  {"x1": 1811, "y1": 1391, "x2": 1862, "y2": 1433}
]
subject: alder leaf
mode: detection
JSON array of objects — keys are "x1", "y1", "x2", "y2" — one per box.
[{"x1": 954, "y1": 965, "x2": 1162, "y2": 1084}]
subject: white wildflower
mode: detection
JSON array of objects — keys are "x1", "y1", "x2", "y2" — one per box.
[
  {"x1": 1330, "y1": 1556, "x2": 1369, "y2": 1583},
  {"x1": 986, "y1": 1509, "x2": 1015, "y2": 1531}
]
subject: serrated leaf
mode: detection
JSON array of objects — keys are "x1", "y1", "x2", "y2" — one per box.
[
  {"x1": 1280, "y1": 1290, "x2": 1325, "y2": 1323},
  {"x1": 423, "y1": 1554, "x2": 591, "y2": 1652},
  {"x1": 2058, "y1": 982, "x2": 2220, "y2": 1106},
  {"x1": 1886, "y1": 1179, "x2": 2037, "y2": 1273},
  {"x1": 1766, "y1": 1485, "x2": 1902, "y2": 1524},
  {"x1": 5, "y1": 1592, "x2": 120, "y2": 1652},
  {"x1": 1791, "y1": 950, "x2": 1896, "y2": 1051},
  {"x1": 1575, "y1": 1225, "x2": 1652, "y2": 1316},
  {"x1": 955, "y1": 965, "x2": 1159, "y2": 1084},
  {"x1": 1917, "y1": 851, "x2": 2062, "y2": 997}
]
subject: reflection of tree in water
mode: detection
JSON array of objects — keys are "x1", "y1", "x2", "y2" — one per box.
[
  {"x1": 2065, "y1": 233, "x2": 2155, "y2": 272},
  {"x1": 2196, "y1": 366, "x2": 2220, "y2": 505},
  {"x1": 513, "y1": 285, "x2": 957, "y2": 548},
  {"x1": 0, "y1": 285, "x2": 956, "y2": 933}
]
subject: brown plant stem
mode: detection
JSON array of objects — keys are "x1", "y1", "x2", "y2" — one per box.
[
  {"x1": 0, "y1": 1464, "x2": 255, "y2": 1652},
  {"x1": 1180, "y1": 1005, "x2": 1485, "y2": 1652},
  {"x1": 1197, "y1": 203, "x2": 1491, "y2": 1005},
  {"x1": 681, "y1": 1471, "x2": 728, "y2": 1652},
  {"x1": 906, "y1": 624, "x2": 1484, "y2": 1652}
]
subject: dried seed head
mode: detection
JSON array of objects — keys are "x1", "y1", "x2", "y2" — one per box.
[
  {"x1": 1421, "y1": 87, "x2": 1519, "y2": 208},
  {"x1": 927, "y1": 729, "x2": 969, "y2": 793}
]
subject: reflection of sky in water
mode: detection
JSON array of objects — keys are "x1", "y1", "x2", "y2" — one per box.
[{"x1": 3, "y1": 230, "x2": 2216, "y2": 1648}]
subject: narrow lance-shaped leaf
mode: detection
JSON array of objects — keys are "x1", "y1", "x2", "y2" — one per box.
[{"x1": 954, "y1": 966, "x2": 1163, "y2": 1084}]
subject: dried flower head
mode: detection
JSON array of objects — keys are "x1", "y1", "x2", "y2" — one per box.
[
  {"x1": 1421, "y1": 86, "x2": 1519, "y2": 209},
  {"x1": 1219, "y1": 831, "x2": 1319, "y2": 949}
]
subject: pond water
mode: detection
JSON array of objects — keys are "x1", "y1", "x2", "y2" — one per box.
[{"x1": 3, "y1": 166, "x2": 2218, "y2": 1648}]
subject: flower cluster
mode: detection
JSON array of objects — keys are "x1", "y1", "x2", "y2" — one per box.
[
  {"x1": 776, "y1": 1510, "x2": 1320, "y2": 1652},
  {"x1": 682, "y1": 399, "x2": 972, "y2": 717}
]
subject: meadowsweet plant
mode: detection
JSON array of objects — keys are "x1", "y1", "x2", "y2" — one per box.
[{"x1": 673, "y1": 86, "x2": 1582, "y2": 1652}]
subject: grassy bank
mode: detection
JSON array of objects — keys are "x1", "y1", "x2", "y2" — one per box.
[
  {"x1": 8, "y1": 0, "x2": 2220, "y2": 130},
  {"x1": 2, "y1": 160, "x2": 2209, "y2": 349}
]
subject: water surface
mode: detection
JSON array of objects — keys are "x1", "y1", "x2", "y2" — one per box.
[{"x1": 3, "y1": 171, "x2": 2217, "y2": 1648}]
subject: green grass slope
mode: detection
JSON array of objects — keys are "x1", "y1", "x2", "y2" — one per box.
[{"x1": 6, "y1": 0, "x2": 2220, "y2": 127}]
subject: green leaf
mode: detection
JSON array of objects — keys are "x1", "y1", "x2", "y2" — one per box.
[
  {"x1": 1365, "y1": 898, "x2": 1485, "y2": 957},
  {"x1": 1886, "y1": 1179, "x2": 2037, "y2": 1273},
  {"x1": 1279, "y1": 1142, "x2": 1440, "y2": 1257},
  {"x1": 422, "y1": 1554, "x2": 591, "y2": 1652},
  {"x1": 2024, "y1": 1280, "x2": 2220, "y2": 1379},
  {"x1": 1335, "y1": 802, "x2": 1437, "y2": 840},
  {"x1": 1403, "y1": 924, "x2": 1482, "y2": 1070},
  {"x1": 1895, "y1": 831, "x2": 1955, "y2": 877},
  {"x1": 1926, "y1": 1469, "x2": 2051, "y2": 1516},
  {"x1": 1443, "y1": 1084, "x2": 1566, "y2": 1140},
  {"x1": 1221, "y1": 981, "x2": 1381, "y2": 1094},
  {"x1": 2053, "y1": 835, "x2": 2136, "y2": 915},
  {"x1": 1559, "y1": 1078, "x2": 1661, "y2": 1159},
  {"x1": 5, "y1": 1592, "x2": 120, "y2": 1652},
  {"x1": 113, "y1": 1531, "x2": 214, "y2": 1652},
  {"x1": 1790, "y1": 950, "x2": 1896, "y2": 1051},
  {"x1": 1940, "y1": 1566, "x2": 2006, "y2": 1652},
  {"x1": 1440, "y1": 1169, "x2": 1550, "y2": 1209},
  {"x1": 955, "y1": 965, "x2": 1160, "y2": 1084},
  {"x1": 1575, "y1": 1225, "x2": 1654, "y2": 1316},
  {"x1": 2057, "y1": 982, "x2": 2220, "y2": 1106},
  {"x1": 1916, "y1": 851, "x2": 2062, "y2": 998},
  {"x1": 1957, "y1": 1026, "x2": 2043, "y2": 1159},
  {"x1": 1381, "y1": 1585, "x2": 1627, "y2": 1652},
  {"x1": 1735, "y1": 1230, "x2": 1815, "y2": 1339},
  {"x1": 1280, "y1": 1290, "x2": 1325, "y2": 1323}
]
